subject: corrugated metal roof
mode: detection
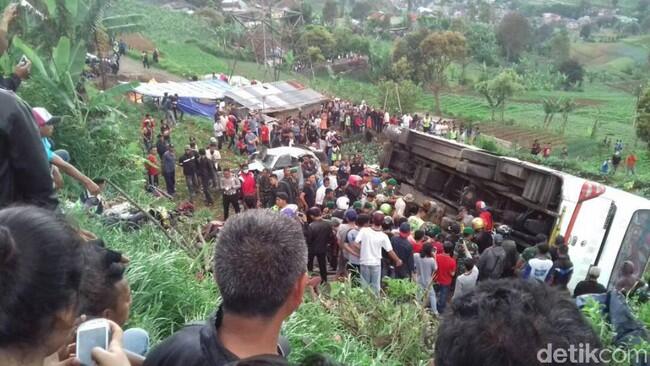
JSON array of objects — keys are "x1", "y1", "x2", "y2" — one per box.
[
  {"x1": 133, "y1": 79, "x2": 233, "y2": 99},
  {"x1": 224, "y1": 81, "x2": 327, "y2": 113}
]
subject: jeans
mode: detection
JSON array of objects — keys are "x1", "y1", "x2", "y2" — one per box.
[
  {"x1": 185, "y1": 174, "x2": 198, "y2": 198},
  {"x1": 308, "y1": 250, "x2": 328, "y2": 284},
  {"x1": 360, "y1": 265, "x2": 381, "y2": 294},
  {"x1": 54, "y1": 149, "x2": 70, "y2": 162},
  {"x1": 147, "y1": 174, "x2": 159, "y2": 188},
  {"x1": 163, "y1": 171, "x2": 175, "y2": 195},
  {"x1": 222, "y1": 193, "x2": 240, "y2": 220},
  {"x1": 436, "y1": 285, "x2": 451, "y2": 314},
  {"x1": 200, "y1": 176, "x2": 213, "y2": 205},
  {"x1": 123, "y1": 328, "x2": 149, "y2": 356},
  {"x1": 418, "y1": 283, "x2": 439, "y2": 315}
]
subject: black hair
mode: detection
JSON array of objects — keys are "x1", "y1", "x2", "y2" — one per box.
[
  {"x1": 199, "y1": 148, "x2": 206, "y2": 156},
  {"x1": 414, "y1": 230, "x2": 425, "y2": 241},
  {"x1": 435, "y1": 279, "x2": 602, "y2": 366},
  {"x1": 0, "y1": 206, "x2": 83, "y2": 347},
  {"x1": 538, "y1": 244, "x2": 550, "y2": 255},
  {"x1": 420, "y1": 242, "x2": 434, "y2": 258},
  {"x1": 270, "y1": 174, "x2": 278, "y2": 179},
  {"x1": 356, "y1": 213, "x2": 370, "y2": 227},
  {"x1": 443, "y1": 241, "x2": 454, "y2": 255},
  {"x1": 558, "y1": 245, "x2": 569, "y2": 256},
  {"x1": 464, "y1": 258, "x2": 475, "y2": 271},
  {"x1": 78, "y1": 241, "x2": 126, "y2": 318},
  {"x1": 396, "y1": 216, "x2": 408, "y2": 227},
  {"x1": 215, "y1": 210, "x2": 307, "y2": 317}
]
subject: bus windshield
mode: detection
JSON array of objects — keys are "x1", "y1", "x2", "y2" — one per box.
[{"x1": 608, "y1": 210, "x2": 650, "y2": 288}]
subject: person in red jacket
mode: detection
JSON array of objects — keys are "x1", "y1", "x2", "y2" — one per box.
[
  {"x1": 144, "y1": 146, "x2": 160, "y2": 189},
  {"x1": 475, "y1": 200, "x2": 493, "y2": 232},
  {"x1": 239, "y1": 164, "x2": 258, "y2": 209},
  {"x1": 435, "y1": 242, "x2": 456, "y2": 314},
  {"x1": 260, "y1": 122, "x2": 270, "y2": 148}
]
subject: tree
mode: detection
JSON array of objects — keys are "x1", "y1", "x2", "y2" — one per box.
[
  {"x1": 542, "y1": 98, "x2": 561, "y2": 129},
  {"x1": 549, "y1": 29, "x2": 571, "y2": 64},
  {"x1": 475, "y1": 69, "x2": 523, "y2": 121},
  {"x1": 465, "y1": 23, "x2": 499, "y2": 66},
  {"x1": 351, "y1": 1, "x2": 371, "y2": 21},
  {"x1": 560, "y1": 98, "x2": 577, "y2": 135},
  {"x1": 497, "y1": 12, "x2": 532, "y2": 62},
  {"x1": 580, "y1": 23, "x2": 592, "y2": 40},
  {"x1": 392, "y1": 29, "x2": 432, "y2": 83},
  {"x1": 636, "y1": 87, "x2": 650, "y2": 148},
  {"x1": 420, "y1": 31, "x2": 467, "y2": 115},
  {"x1": 378, "y1": 79, "x2": 422, "y2": 114},
  {"x1": 557, "y1": 59, "x2": 585, "y2": 89},
  {"x1": 296, "y1": 25, "x2": 335, "y2": 74},
  {"x1": 322, "y1": 0, "x2": 338, "y2": 25}
]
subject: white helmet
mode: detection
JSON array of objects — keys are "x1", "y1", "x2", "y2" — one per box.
[{"x1": 336, "y1": 196, "x2": 350, "y2": 210}]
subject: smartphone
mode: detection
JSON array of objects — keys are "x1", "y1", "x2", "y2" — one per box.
[{"x1": 76, "y1": 318, "x2": 110, "y2": 366}]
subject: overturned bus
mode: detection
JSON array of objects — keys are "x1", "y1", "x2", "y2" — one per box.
[{"x1": 382, "y1": 126, "x2": 650, "y2": 289}]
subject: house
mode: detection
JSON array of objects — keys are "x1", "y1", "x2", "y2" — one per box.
[{"x1": 542, "y1": 13, "x2": 563, "y2": 25}]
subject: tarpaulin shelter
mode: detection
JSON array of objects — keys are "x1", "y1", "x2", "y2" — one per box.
[
  {"x1": 132, "y1": 79, "x2": 233, "y2": 118},
  {"x1": 224, "y1": 81, "x2": 327, "y2": 116}
]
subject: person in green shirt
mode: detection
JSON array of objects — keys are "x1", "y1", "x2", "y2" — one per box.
[{"x1": 454, "y1": 227, "x2": 479, "y2": 274}]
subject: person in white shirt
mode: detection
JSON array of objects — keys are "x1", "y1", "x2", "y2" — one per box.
[
  {"x1": 206, "y1": 141, "x2": 221, "y2": 189},
  {"x1": 315, "y1": 176, "x2": 329, "y2": 206},
  {"x1": 522, "y1": 244, "x2": 554, "y2": 282},
  {"x1": 355, "y1": 212, "x2": 403, "y2": 294},
  {"x1": 453, "y1": 258, "x2": 479, "y2": 300},
  {"x1": 327, "y1": 167, "x2": 338, "y2": 191}
]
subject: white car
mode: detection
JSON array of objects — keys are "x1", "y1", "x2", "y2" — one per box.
[{"x1": 248, "y1": 146, "x2": 325, "y2": 187}]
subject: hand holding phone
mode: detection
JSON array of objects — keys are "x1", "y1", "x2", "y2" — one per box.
[
  {"x1": 90, "y1": 320, "x2": 130, "y2": 366},
  {"x1": 76, "y1": 319, "x2": 129, "y2": 366}
]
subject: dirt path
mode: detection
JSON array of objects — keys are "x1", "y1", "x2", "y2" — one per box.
[{"x1": 118, "y1": 57, "x2": 184, "y2": 83}]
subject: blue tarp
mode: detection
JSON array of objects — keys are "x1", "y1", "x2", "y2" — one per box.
[{"x1": 177, "y1": 97, "x2": 217, "y2": 119}]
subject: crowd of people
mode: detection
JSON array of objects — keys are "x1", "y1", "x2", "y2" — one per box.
[{"x1": 0, "y1": 3, "x2": 644, "y2": 363}]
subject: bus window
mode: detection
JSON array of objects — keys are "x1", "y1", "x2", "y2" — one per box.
[{"x1": 608, "y1": 210, "x2": 650, "y2": 288}]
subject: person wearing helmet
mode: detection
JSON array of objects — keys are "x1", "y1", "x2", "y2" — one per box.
[
  {"x1": 475, "y1": 200, "x2": 493, "y2": 232},
  {"x1": 354, "y1": 211, "x2": 403, "y2": 294},
  {"x1": 336, "y1": 195, "x2": 350, "y2": 211},
  {"x1": 382, "y1": 178, "x2": 398, "y2": 197},
  {"x1": 454, "y1": 227, "x2": 479, "y2": 275},
  {"x1": 471, "y1": 217, "x2": 493, "y2": 254},
  {"x1": 362, "y1": 191, "x2": 378, "y2": 212},
  {"x1": 379, "y1": 203, "x2": 393, "y2": 216}
]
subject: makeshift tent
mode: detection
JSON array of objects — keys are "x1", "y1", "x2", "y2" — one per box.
[
  {"x1": 132, "y1": 79, "x2": 233, "y2": 118},
  {"x1": 133, "y1": 79, "x2": 232, "y2": 99},
  {"x1": 224, "y1": 81, "x2": 327, "y2": 114}
]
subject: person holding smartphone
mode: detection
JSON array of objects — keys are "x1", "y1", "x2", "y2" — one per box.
[
  {"x1": 0, "y1": 205, "x2": 130, "y2": 366},
  {"x1": 0, "y1": 5, "x2": 31, "y2": 92}
]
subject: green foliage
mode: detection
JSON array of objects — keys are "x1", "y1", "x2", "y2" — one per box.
[
  {"x1": 557, "y1": 59, "x2": 586, "y2": 89},
  {"x1": 419, "y1": 31, "x2": 467, "y2": 114},
  {"x1": 333, "y1": 27, "x2": 370, "y2": 56},
  {"x1": 465, "y1": 22, "x2": 499, "y2": 66},
  {"x1": 350, "y1": 0, "x2": 371, "y2": 21},
  {"x1": 497, "y1": 12, "x2": 532, "y2": 61},
  {"x1": 322, "y1": 0, "x2": 338, "y2": 25},
  {"x1": 392, "y1": 29, "x2": 431, "y2": 83},
  {"x1": 475, "y1": 69, "x2": 523, "y2": 121},
  {"x1": 636, "y1": 88, "x2": 650, "y2": 149},
  {"x1": 377, "y1": 79, "x2": 422, "y2": 114},
  {"x1": 549, "y1": 29, "x2": 571, "y2": 64},
  {"x1": 297, "y1": 25, "x2": 336, "y2": 64}
]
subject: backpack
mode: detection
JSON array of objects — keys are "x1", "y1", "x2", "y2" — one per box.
[{"x1": 483, "y1": 247, "x2": 506, "y2": 280}]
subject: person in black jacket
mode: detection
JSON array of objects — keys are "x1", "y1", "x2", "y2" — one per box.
[
  {"x1": 0, "y1": 89, "x2": 57, "y2": 209},
  {"x1": 197, "y1": 149, "x2": 214, "y2": 206},
  {"x1": 143, "y1": 210, "x2": 307, "y2": 366},
  {"x1": 391, "y1": 223, "x2": 415, "y2": 279},
  {"x1": 573, "y1": 266, "x2": 607, "y2": 297},
  {"x1": 178, "y1": 145, "x2": 198, "y2": 200},
  {"x1": 306, "y1": 207, "x2": 335, "y2": 284}
]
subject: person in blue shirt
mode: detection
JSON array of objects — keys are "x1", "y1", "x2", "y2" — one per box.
[{"x1": 34, "y1": 107, "x2": 100, "y2": 195}]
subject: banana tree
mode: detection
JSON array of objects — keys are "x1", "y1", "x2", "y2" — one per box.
[
  {"x1": 542, "y1": 97, "x2": 561, "y2": 129},
  {"x1": 560, "y1": 98, "x2": 576, "y2": 135},
  {"x1": 13, "y1": 35, "x2": 137, "y2": 121}
]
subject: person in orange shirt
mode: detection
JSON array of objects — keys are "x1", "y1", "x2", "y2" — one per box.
[{"x1": 626, "y1": 153, "x2": 637, "y2": 176}]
